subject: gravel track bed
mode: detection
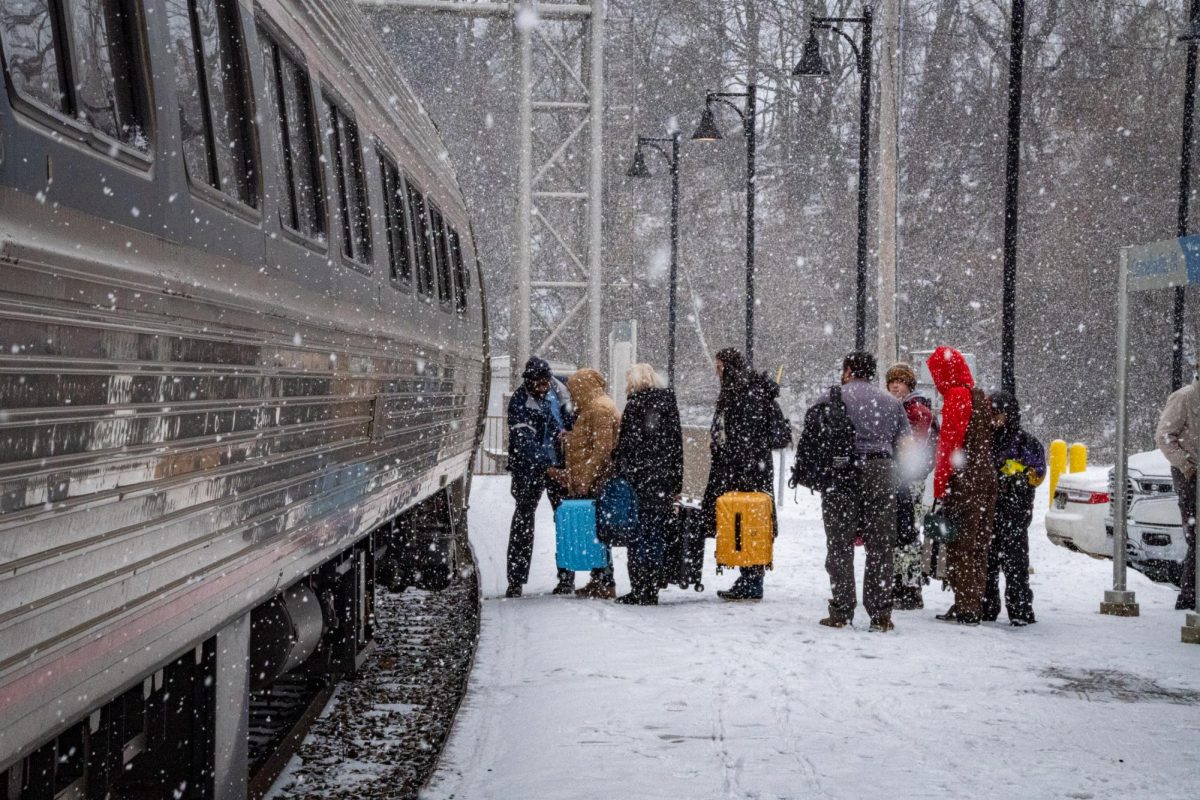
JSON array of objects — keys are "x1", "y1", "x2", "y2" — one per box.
[{"x1": 268, "y1": 554, "x2": 480, "y2": 799}]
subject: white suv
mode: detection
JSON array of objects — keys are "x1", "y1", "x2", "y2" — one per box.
[{"x1": 1106, "y1": 450, "x2": 1188, "y2": 586}]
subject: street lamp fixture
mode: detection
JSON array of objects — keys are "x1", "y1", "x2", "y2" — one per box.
[
  {"x1": 793, "y1": 8, "x2": 874, "y2": 352},
  {"x1": 793, "y1": 28, "x2": 831, "y2": 78},
  {"x1": 627, "y1": 133, "x2": 682, "y2": 386},
  {"x1": 690, "y1": 107, "x2": 724, "y2": 142},
  {"x1": 690, "y1": 86, "x2": 759, "y2": 365},
  {"x1": 626, "y1": 147, "x2": 651, "y2": 179}
]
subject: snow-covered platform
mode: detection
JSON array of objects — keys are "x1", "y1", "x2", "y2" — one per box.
[{"x1": 425, "y1": 477, "x2": 1200, "y2": 799}]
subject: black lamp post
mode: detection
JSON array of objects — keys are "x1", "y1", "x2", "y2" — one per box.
[
  {"x1": 999, "y1": 0, "x2": 1027, "y2": 397},
  {"x1": 1175, "y1": 1, "x2": 1200, "y2": 391},
  {"x1": 691, "y1": 85, "x2": 759, "y2": 365},
  {"x1": 794, "y1": 8, "x2": 874, "y2": 352},
  {"x1": 627, "y1": 133, "x2": 682, "y2": 387}
]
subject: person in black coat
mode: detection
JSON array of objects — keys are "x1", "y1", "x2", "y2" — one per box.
[
  {"x1": 983, "y1": 390, "x2": 1046, "y2": 626},
  {"x1": 702, "y1": 348, "x2": 782, "y2": 601},
  {"x1": 613, "y1": 364, "x2": 683, "y2": 605}
]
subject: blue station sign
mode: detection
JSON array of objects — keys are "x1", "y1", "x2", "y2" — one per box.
[{"x1": 1124, "y1": 234, "x2": 1200, "y2": 292}]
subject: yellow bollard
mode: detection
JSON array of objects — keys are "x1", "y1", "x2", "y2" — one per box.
[
  {"x1": 1069, "y1": 442, "x2": 1087, "y2": 474},
  {"x1": 1048, "y1": 439, "x2": 1068, "y2": 506}
]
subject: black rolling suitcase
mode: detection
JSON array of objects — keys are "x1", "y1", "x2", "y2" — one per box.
[{"x1": 661, "y1": 503, "x2": 706, "y2": 592}]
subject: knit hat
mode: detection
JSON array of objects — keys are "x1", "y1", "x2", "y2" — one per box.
[
  {"x1": 885, "y1": 362, "x2": 917, "y2": 390},
  {"x1": 522, "y1": 356, "x2": 553, "y2": 382}
]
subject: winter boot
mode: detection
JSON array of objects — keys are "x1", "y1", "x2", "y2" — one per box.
[
  {"x1": 819, "y1": 602, "x2": 852, "y2": 628},
  {"x1": 717, "y1": 576, "x2": 762, "y2": 602},
  {"x1": 505, "y1": 584, "x2": 522, "y2": 599},
  {"x1": 576, "y1": 579, "x2": 617, "y2": 599},
  {"x1": 616, "y1": 590, "x2": 658, "y2": 606},
  {"x1": 892, "y1": 581, "x2": 924, "y2": 611},
  {"x1": 869, "y1": 612, "x2": 894, "y2": 633},
  {"x1": 935, "y1": 605, "x2": 959, "y2": 623},
  {"x1": 617, "y1": 564, "x2": 658, "y2": 605},
  {"x1": 551, "y1": 575, "x2": 575, "y2": 596}
]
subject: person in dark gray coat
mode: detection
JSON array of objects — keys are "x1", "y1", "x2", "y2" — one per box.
[{"x1": 817, "y1": 351, "x2": 910, "y2": 631}]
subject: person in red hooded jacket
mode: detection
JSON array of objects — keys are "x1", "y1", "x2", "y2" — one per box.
[{"x1": 926, "y1": 347, "x2": 998, "y2": 625}]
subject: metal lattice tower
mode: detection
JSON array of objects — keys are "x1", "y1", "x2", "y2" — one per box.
[{"x1": 358, "y1": 0, "x2": 605, "y2": 371}]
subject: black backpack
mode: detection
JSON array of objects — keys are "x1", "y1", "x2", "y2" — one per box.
[
  {"x1": 767, "y1": 399, "x2": 793, "y2": 450},
  {"x1": 789, "y1": 386, "x2": 857, "y2": 492}
]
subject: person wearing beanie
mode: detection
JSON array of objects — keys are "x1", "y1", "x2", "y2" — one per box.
[
  {"x1": 983, "y1": 390, "x2": 1045, "y2": 625},
  {"x1": 504, "y1": 356, "x2": 577, "y2": 598},
  {"x1": 885, "y1": 363, "x2": 938, "y2": 610},
  {"x1": 813, "y1": 351, "x2": 910, "y2": 630}
]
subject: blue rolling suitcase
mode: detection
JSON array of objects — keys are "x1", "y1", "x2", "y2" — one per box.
[{"x1": 555, "y1": 499, "x2": 609, "y2": 571}]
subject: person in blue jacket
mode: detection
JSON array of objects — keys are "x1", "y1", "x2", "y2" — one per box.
[{"x1": 505, "y1": 357, "x2": 576, "y2": 598}]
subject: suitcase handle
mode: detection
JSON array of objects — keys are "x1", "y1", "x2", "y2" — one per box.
[{"x1": 734, "y1": 512, "x2": 742, "y2": 552}]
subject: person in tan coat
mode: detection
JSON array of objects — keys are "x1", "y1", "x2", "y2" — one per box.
[
  {"x1": 549, "y1": 368, "x2": 620, "y2": 598},
  {"x1": 1156, "y1": 376, "x2": 1200, "y2": 610}
]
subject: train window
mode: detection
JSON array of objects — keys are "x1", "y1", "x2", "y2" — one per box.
[
  {"x1": 167, "y1": 0, "x2": 257, "y2": 205},
  {"x1": 430, "y1": 205, "x2": 453, "y2": 307},
  {"x1": 377, "y1": 152, "x2": 413, "y2": 286},
  {"x1": 0, "y1": 0, "x2": 149, "y2": 151},
  {"x1": 407, "y1": 181, "x2": 433, "y2": 297},
  {"x1": 448, "y1": 226, "x2": 467, "y2": 312},
  {"x1": 259, "y1": 28, "x2": 323, "y2": 239},
  {"x1": 1, "y1": 0, "x2": 66, "y2": 112},
  {"x1": 324, "y1": 97, "x2": 371, "y2": 265}
]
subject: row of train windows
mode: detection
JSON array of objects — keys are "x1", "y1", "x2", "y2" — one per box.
[{"x1": 0, "y1": 0, "x2": 473, "y2": 311}]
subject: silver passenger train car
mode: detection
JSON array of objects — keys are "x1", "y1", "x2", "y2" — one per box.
[{"x1": 0, "y1": 0, "x2": 487, "y2": 795}]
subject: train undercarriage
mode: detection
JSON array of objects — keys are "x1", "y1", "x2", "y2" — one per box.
[{"x1": 1, "y1": 480, "x2": 471, "y2": 800}]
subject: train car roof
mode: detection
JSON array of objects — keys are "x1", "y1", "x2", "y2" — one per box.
[{"x1": 258, "y1": 0, "x2": 471, "y2": 228}]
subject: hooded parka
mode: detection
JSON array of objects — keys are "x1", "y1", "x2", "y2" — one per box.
[
  {"x1": 702, "y1": 369, "x2": 780, "y2": 509},
  {"x1": 927, "y1": 348, "x2": 998, "y2": 621},
  {"x1": 561, "y1": 369, "x2": 621, "y2": 498},
  {"x1": 703, "y1": 354, "x2": 782, "y2": 600}
]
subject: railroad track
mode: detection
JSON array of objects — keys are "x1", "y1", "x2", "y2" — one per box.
[{"x1": 260, "y1": 545, "x2": 480, "y2": 799}]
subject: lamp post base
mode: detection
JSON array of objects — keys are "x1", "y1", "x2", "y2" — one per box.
[
  {"x1": 1182, "y1": 612, "x2": 1200, "y2": 645},
  {"x1": 1100, "y1": 590, "x2": 1140, "y2": 617}
]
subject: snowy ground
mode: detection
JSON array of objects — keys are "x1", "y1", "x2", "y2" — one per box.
[{"x1": 424, "y1": 476, "x2": 1200, "y2": 800}]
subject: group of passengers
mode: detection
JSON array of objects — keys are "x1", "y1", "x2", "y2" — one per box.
[{"x1": 503, "y1": 346, "x2": 1048, "y2": 629}]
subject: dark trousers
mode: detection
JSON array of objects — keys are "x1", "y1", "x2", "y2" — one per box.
[
  {"x1": 983, "y1": 504, "x2": 1035, "y2": 623},
  {"x1": 507, "y1": 474, "x2": 570, "y2": 587},
  {"x1": 821, "y1": 459, "x2": 897, "y2": 620},
  {"x1": 628, "y1": 496, "x2": 672, "y2": 595},
  {"x1": 506, "y1": 474, "x2": 615, "y2": 588},
  {"x1": 1171, "y1": 468, "x2": 1198, "y2": 606}
]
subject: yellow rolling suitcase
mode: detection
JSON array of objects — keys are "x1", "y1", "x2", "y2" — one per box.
[{"x1": 715, "y1": 492, "x2": 774, "y2": 570}]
